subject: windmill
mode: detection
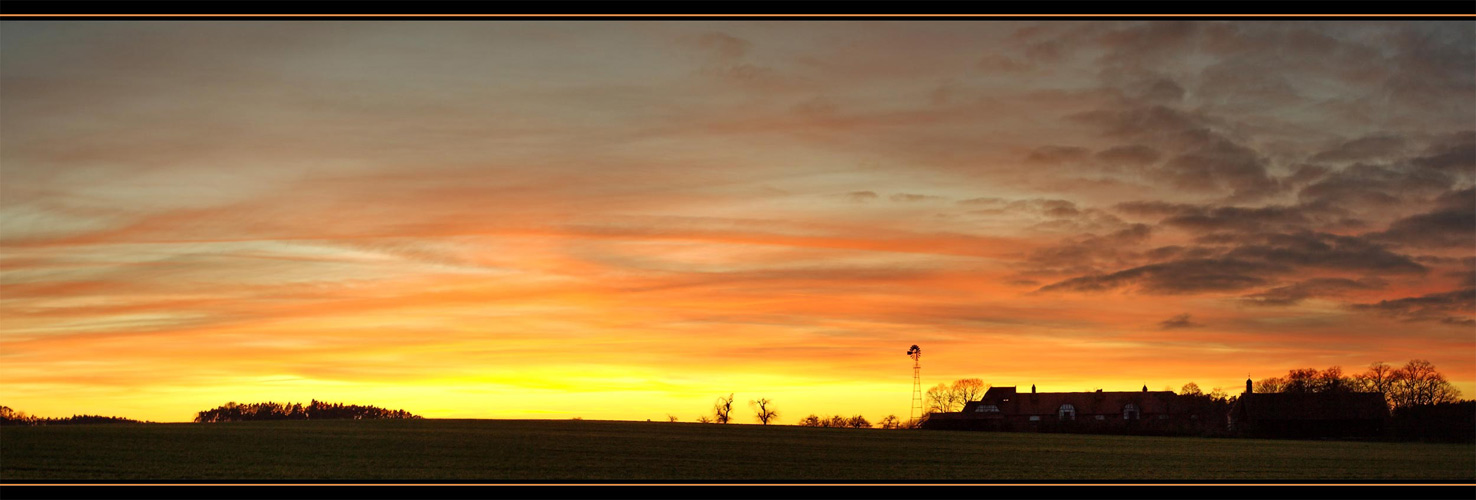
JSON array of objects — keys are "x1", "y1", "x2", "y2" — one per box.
[{"x1": 907, "y1": 344, "x2": 922, "y2": 425}]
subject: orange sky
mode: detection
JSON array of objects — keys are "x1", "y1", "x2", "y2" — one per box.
[{"x1": 2, "y1": 21, "x2": 1473, "y2": 423}]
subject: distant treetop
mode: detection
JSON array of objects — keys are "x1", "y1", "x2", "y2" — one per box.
[{"x1": 193, "y1": 400, "x2": 421, "y2": 423}]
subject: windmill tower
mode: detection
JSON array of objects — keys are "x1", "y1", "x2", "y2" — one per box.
[{"x1": 907, "y1": 345, "x2": 923, "y2": 425}]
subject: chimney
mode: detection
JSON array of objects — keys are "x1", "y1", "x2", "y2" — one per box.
[{"x1": 1031, "y1": 384, "x2": 1036, "y2": 394}]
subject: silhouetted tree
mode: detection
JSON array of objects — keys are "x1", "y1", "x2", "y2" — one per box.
[
  {"x1": 950, "y1": 379, "x2": 988, "y2": 405},
  {"x1": 877, "y1": 415, "x2": 901, "y2": 429},
  {"x1": 1253, "y1": 376, "x2": 1287, "y2": 394},
  {"x1": 846, "y1": 415, "x2": 870, "y2": 428},
  {"x1": 1254, "y1": 366, "x2": 1357, "y2": 396},
  {"x1": 1356, "y1": 362, "x2": 1397, "y2": 407},
  {"x1": 697, "y1": 415, "x2": 713, "y2": 423},
  {"x1": 749, "y1": 398, "x2": 778, "y2": 425},
  {"x1": 713, "y1": 394, "x2": 734, "y2": 424},
  {"x1": 1180, "y1": 382, "x2": 1202, "y2": 396},
  {"x1": 1390, "y1": 360, "x2": 1462, "y2": 409},
  {"x1": 666, "y1": 414, "x2": 679, "y2": 422},
  {"x1": 1208, "y1": 387, "x2": 1229, "y2": 402},
  {"x1": 797, "y1": 414, "x2": 822, "y2": 427},
  {"x1": 1316, "y1": 366, "x2": 1349, "y2": 393},
  {"x1": 194, "y1": 400, "x2": 420, "y2": 422},
  {"x1": 925, "y1": 383, "x2": 955, "y2": 413},
  {"x1": 1, "y1": 406, "x2": 145, "y2": 426}
]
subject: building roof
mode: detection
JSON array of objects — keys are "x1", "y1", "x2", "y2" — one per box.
[
  {"x1": 1235, "y1": 392, "x2": 1389, "y2": 421},
  {"x1": 971, "y1": 387, "x2": 1177, "y2": 415}
]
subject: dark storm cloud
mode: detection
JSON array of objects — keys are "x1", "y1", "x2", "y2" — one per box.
[
  {"x1": 1159, "y1": 313, "x2": 1203, "y2": 330},
  {"x1": 1037, "y1": 230, "x2": 1425, "y2": 295},
  {"x1": 1114, "y1": 201, "x2": 1200, "y2": 218},
  {"x1": 1223, "y1": 232, "x2": 1427, "y2": 275},
  {"x1": 889, "y1": 193, "x2": 945, "y2": 203},
  {"x1": 1025, "y1": 223, "x2": 1153, "y2": 275},
  {"x1": 1309, "y1": 134, "x2": 1409, "y2": 164},
  {"x1": 1160, "y1": 137, "x2": 1280, "y2": 200},
  {"x1": 1025, "y1": 145, "x2": 1091, "y2": 164},
  {"x1": 1071, "y1": 105, "x2": 1281, "y2": 200},
  {"x1": 1297, "y1": 163, "x2": 1453, "y2": 209},
  {"x1": 1350, "y1": 288, "x2": 1476, "y2": 325},
  {"x1": 960, "y1": 198, "x2": 1081, "y2": 218},
  {"x1": 1160, "y1": 205, "x2": 1312, "y2": 233},
  {"x1": 1411, "y1": 131, "x2": 1476, "y2": 173},
  {"x1": 1094, "y1": 145, "x2": 1162, "y2": 166},
  {"x1": 1368, "y1": 188, "x2": 1476, "y2": 249},
  {"x1": 1282, "y1": 164, "x2": 1331, "y2": 188},
  {"x1": 1241, "y1": 277, "x2": 1385, "y2": 307},
  {"x1": 1038, "y1": 258, "x2": 1283, "y2": 294},
  {"x1": 1114, "y1": 200, "x2": 1354, "y2": 234}
]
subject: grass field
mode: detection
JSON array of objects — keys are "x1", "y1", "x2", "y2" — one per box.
[{"x1": 2, "y1": 419, "x2": 1472, "y2": 481}]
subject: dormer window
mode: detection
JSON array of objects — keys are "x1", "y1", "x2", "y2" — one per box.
[{"x1": 1058, "y1": 404, "x2": 1076, "y2": 421}]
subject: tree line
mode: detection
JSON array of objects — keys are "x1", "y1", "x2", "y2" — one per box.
[
  {"x1": 1250, "y1": 359, "x2": 1462, "y2": 409},
  {"x1": 194, "y1": 400, "x2": 422, "y2": 422},
  {"x1": 0, "y1": 406, "x2": 144, "y2": 426},
  {"x1": 925, "y1": 378, "x2": 987, "y2": 413}
]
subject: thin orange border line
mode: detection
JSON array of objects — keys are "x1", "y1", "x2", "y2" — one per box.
[
  {"x1": 6, "y1": 483, "x2": 1475, "y2": 486},
  {"x1": 0, "y1": 14, "x2": 1472, "y2": 18}
]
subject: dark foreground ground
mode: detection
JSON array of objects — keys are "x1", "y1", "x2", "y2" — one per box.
[{"x1": 1, "y1": 419, "x2": 1473, "y2": 480}]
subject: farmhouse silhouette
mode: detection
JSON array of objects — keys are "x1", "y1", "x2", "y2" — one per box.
[{"x1": 923, "y1": 377, "x2": 1390, "y2": 439}]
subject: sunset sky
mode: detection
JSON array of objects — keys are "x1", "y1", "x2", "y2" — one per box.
[{"x1": 2, "y1": 21, "x2": 1473, "y2": 423}]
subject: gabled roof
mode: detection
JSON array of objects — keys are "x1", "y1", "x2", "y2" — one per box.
[
  {"x1": 976, "y1": 388, "x2": 1177, "y2": 415},
  {"x1": 1012, "y1": 391, "x2": 1176, "y2": 415},
  {"x1": 1236, "y1": 392, "x2": 1388, "y2": 420}
]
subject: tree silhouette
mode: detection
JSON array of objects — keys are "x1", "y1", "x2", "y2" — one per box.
[
  {"x1": 846, "y1": 415, "x2": 870, "y2": 428},
  {"x1": 1389, "y1": 359, "x2": 1462, "y2": 408},
  {"x1": 797, "y1": 414, "x2": 822, "y2": 427},
  {"x1": 877, "y1": 415, "x2": 901, "y2": 429},
  {"x1": 749, "y1": 398, "x2": 778, "y2": 425},
  {"x1": 666, "y1": 414, "x2": 679, "y2": 422},
  {"x1": 1, "y1": 406, "x2": 144, "y2": 426},
  {"x1": 1356, "y1": 362, "x2": 1397, "y2": 407},
  {"x1": 950, "y1": 379, "x2": 988, "y2": 405},
  {"x1": 193, "y1": 400, "x2": 420, "y2": 422},
  {"x1": 925, "y1": 383, "x2": 953, "y2": 413},
  {"x1": 1180, "y1": 382, "x2": 1202, "y2": 396},
  {"x1": 712, "y1": 394, "x2": 734, "y2": 424}
]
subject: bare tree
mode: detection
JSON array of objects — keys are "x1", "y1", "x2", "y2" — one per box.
[
  {"x1": 666, "y1": 414, "x2": 679, "y2": 423},
  {"x1": 1283, "y1": 368, "x2": 1320, "y2": 393},
  {"x1": 749, "y1": 398, "x2": 779, "y2": 425},
  {"x1": 846, "y1": 415, "x2": 870, "y2": 428},
  {"x1": 827, "y1": 415, "x2": 848, "y2": 428},
  {"x1": 1390, "y1": 360, "x2": 1463, "y2": 409},
  {"x1": 1357, "y1": 362, "x2": 1397, "y2": 408},
  {"x1": 1254, "y1": 376, "x2": 1287, "y2": 394},
  {"x1": 877, "y1": 414, "x2": 900, "y2": 429},
  {"x1": 696, "y1": 415, "x2": 713, "y2": 423},
  {"x1": 713, "y1": 393, "x2": 734, "y2": 424},
  {"x1": 950, "y1": 379, "x2": 988, "y2": 406},
  {"x1": 797, "y1": 414, "x2": 822, "y2": 427},
  {"x1": 1315, "y1": 366, "x2": 1348, "y2": 392},
  {"x1": 1208, "y1": 387, "x2": 1228, "y2": 402},
  {"x1": 1180, "y1": 382, "x2": 1202, "y2": 396},
  {"x1": 925, "y1": 383, "x2": 954, "y2": 413}
]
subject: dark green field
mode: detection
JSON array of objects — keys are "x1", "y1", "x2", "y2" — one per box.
[{"x1": 2, "y1": 419, "x2": 1472, "y2": 481}]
